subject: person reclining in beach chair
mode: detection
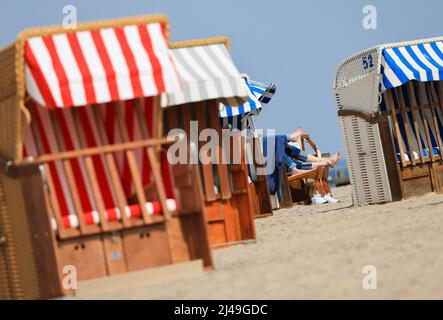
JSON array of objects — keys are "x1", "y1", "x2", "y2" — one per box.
[{"x1": 285, "y1": 127, "x2": 341, "y2": 204}]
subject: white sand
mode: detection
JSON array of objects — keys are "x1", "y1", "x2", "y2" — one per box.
[{"x1": 87, "y1": 186, "x2": 443, "y2": 299}]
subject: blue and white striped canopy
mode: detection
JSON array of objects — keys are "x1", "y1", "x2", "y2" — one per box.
[
  {"x1": 219, "y1": 77, "x2": 276, "y2": 117},
  {"x1": 219, "y1": 77, "x2": 262, "y2": 118},
  {"x1": 248, "y1": 80, "x2": 277, "y2": 106},
  {"x1": 219, "y1": 76, "x2": 276, "y2": 130},
  {"x1": 381, "y1": 41, "x2": 443, "y2": 90}
]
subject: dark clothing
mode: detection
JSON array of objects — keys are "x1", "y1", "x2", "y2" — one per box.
[
  {"x1": 262, "y1": 135, "x2": 287, "y2": 202},
  {"x1": 284, "y1": 143, "x2": 312, "y2": 171}
]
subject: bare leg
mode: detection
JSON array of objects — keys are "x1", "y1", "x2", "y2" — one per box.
[
  {"x1": 307, "y1": 150, "x2": 341, "y2": 168},
  {"x1": 290, "y1": 167, "x2": 309, "y2": 175}
]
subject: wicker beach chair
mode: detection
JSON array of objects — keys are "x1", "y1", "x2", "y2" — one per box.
[
  {"x1": 161, "y1": 37, "x2": 256, "y2": 247},
  {"x1": 0, "y1": 14, "x2": 213, "y2": 299},
  {"x1": 286, "y1": 135, "x2": 332, "y2": 204},
  {"x1": 335, "y1": 37, "x2": 443, "y2": 205},
  {"x1": 220, "y1": 77, "x2": 276, "y2": 216}
]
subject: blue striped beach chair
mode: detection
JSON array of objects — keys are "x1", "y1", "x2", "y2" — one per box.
[
  {"x1": 335, "y1": 37, "x2": 443, "y2": 204},
  {"x1": 219, "y1": 75, "x2": 279, "y2": 215}
]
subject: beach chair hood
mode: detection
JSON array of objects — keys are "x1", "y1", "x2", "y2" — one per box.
[
  {"x1": 334, "y1": 36, "x2": 443, "y2": 205},
  {"x1": 219, "y1": 75, "x2": 276, "y2": 130},
  {"x1": 163, "y1": 37, "x2": 249, "y2": 107},
  {"x1": 334, "y1": 36, "x2": 443, "y2": 115},
  {"x1": 24, "y1": 17, "x2": 180, "y2": 109},
  {"x1": 0, "y1": 14, "x2": 181, "y2": 160}
]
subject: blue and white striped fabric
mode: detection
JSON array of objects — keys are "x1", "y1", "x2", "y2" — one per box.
[
  {"x1": 219, "y1": 77, "x2": 263, "y2": 118},
  {"x1": 381, "y1": 41, "x2": 443, "y2": 91},
  {"x1": 380, "y1": 81, "x2": 443, "y2": 162},
  {"x1": 248, "y1": 80, "x2": 277, "y2": 106}
]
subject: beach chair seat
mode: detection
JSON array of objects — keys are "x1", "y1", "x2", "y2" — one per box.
[{"x1": 396, "y1": 147, "x2": 441, "y2": 163}]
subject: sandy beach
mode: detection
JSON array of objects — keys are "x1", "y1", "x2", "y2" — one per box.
[{"x1": 82, "y1": 186, "x2": 443, "y2": 300}]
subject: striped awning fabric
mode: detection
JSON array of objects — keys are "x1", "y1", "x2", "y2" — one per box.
[
  {"x1": 25, "y1": 22, "x2": 181, "y2": 108},
  {"x1": 381, "y1": 41, "x2": 443, "y2": 90},
  {"x1": 219, "y1": 77, "x2": 276, "y2": 131},
  {"x1": 218, "y1": 77, "x2": 262, "y2": 118},
  {"x1": 219, "y1": 76, "x2": 276, "y2": 118},
  {"x1": 248, "y1": 80, "x2": 276, "y2": 106},
  {"x1": 164, "y1": 43, "x2": 249, "y2": 107}
]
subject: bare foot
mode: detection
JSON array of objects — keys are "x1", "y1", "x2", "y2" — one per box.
[
  {"x1": 289, "y1": 126, "x2": 305, "y2": 142},
  {"x1": 327, "y1": 150, "x2": 341, "y2": 167}
]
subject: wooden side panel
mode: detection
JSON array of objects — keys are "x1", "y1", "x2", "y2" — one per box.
[
  {"x1": 0, "y1": 95, "x2": 19, "y2": 161},
  {"x1": 174, "y1": 213, "x2": 213, "y2": 268},
  {"x1": 1, "y1": 173, "x2": 40, "y2": 299},
  {"x1": 400, "y1": 165, "x2": 433, "y2": 199},
  {"x1": 280, "y1": 163, "x2": 294, "y2": 208},
  {"x1": 378, "y1": 117, "x2": 403, "y2": 202},
  {"x1": 0, "y1": 44, "x2": 18, "y2": 160},
  {"x1": 207, "y1": 222, "x2": 227, "y2": 246},
  {"x1": 57, "y1": 236, "x2": 108, "y2": 281},
  {"x1": 0, "y1": 174, "x2": 13, "y2": 299},
  {"x1": 431, "y1": 162, "x2": 443, "y2": 193},
  {"x1": 221, "y1": 198, "x2": 242, "y2": 243},
  {"x1": 289, "y1": 178, "x2": 311, "y2": 204},
  {"x1": 102, "y1": 234, "x2": 127, "y2": 276},
  {"x1": 122, "y1": 225, "x2": 172, "y2": 272},
  {"x1": 20, "y1": 167, "x2": 64, "y2": 299}
]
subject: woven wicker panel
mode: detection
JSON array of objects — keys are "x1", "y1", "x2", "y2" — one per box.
[
  {"x1": 0, "y1": 44, "x2": 19, "y2": 160},
  {"x1": 334, "y1": 47, "x2": 381, "y2": 114},
  {"x1": 1, "y1": 175, "x2": 39, "y2": 299},
  {"x1": 340, "y1": 115, "x2": 391, "y2": 204},
  {"x1": 0, "y1": 174, "x2": 13, "y2": 299}
]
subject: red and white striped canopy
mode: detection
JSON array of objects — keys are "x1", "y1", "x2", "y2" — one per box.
[{"x1": 25, "y1": 22, "x2": 181, "y2": 108}]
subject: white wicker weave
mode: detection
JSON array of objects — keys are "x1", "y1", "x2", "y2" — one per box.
[{"x1": 334, "y1": 36, "x2": 443, "y2": 205}]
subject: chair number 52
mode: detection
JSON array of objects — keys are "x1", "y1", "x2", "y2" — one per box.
[{"x1": 362, "y1": 54, "x2": 374, "y2": 70}]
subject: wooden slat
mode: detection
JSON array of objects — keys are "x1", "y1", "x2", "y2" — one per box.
[
  {"x1": 16, "y1": 137, "x2": 170, "y2": 166},
  {"x1": 194, "y1": 102, "x2": 218, "y2": 201},
  {"x1": 387, "y1": 90, "x2": 407, "y2": 167},
  {"x1": 434, "y1": 82, "x2": 443, "y2": 159},
  {"x1": 71, "y1": 108, "x2": 110, "y2": 232},
  {"x1": 134, "y1": 98, "x2": 172, "y2": 219},
  {"x1": 395, "y1": 87, "x2": 417, "y2": 165},
  {"x1": 50, "y1": 111, "x2": 93, "y2": 235},
  {"x1": 405, "y1": 84, "x2": 426, "y2": 163},
  {"x1": 414, "y1": 82, "x2": 436, "y2": 162},
  {"x1": 112, "y1": 102, "x2": 152, "y2": 224},
  {"x1": 27, "y1": 106, "x2": 76, "y2": 239},
  {"x1": 92, "y1": 107, "x2": 132, "y2": 228},
  {"x1": 425, "y1": 82, "x2": 443, "y2": 158},
  {"x1": 208, "y1": 100, "x2": 232, "y2": 200}
]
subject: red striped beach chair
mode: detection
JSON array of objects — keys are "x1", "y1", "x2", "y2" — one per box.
[{"x1": 0, "y1": 15, "x2": 212, "y2": 300}]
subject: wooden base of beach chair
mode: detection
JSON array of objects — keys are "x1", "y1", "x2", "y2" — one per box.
[
  {"x1": 399, "y1": 165, "x2": 434, "y2": 199},
  {"x1": 278, "y1": 164, "x2": 294, "y2": 209},
  {"x1": 164, "y1": 101, "x2": 256, "y2": 248},
  {"x1": 289, "y1": 178, "x2": 312, "y2": 204},
  {"x1": 250, "y1": 181, "x2": 273, "y2": 218},
  {"x1": 430, "y1": 161, "x2": 443, "y2": 193},
  {"x1": 203, "y1": 199, "x2": 247, "y2": 247},
  {"x1": 122, "y1": 224, "x2": 172, "y2": 272},
  {"x1": 375, "y1": 113, "x2": 436, "y2": 201}
]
